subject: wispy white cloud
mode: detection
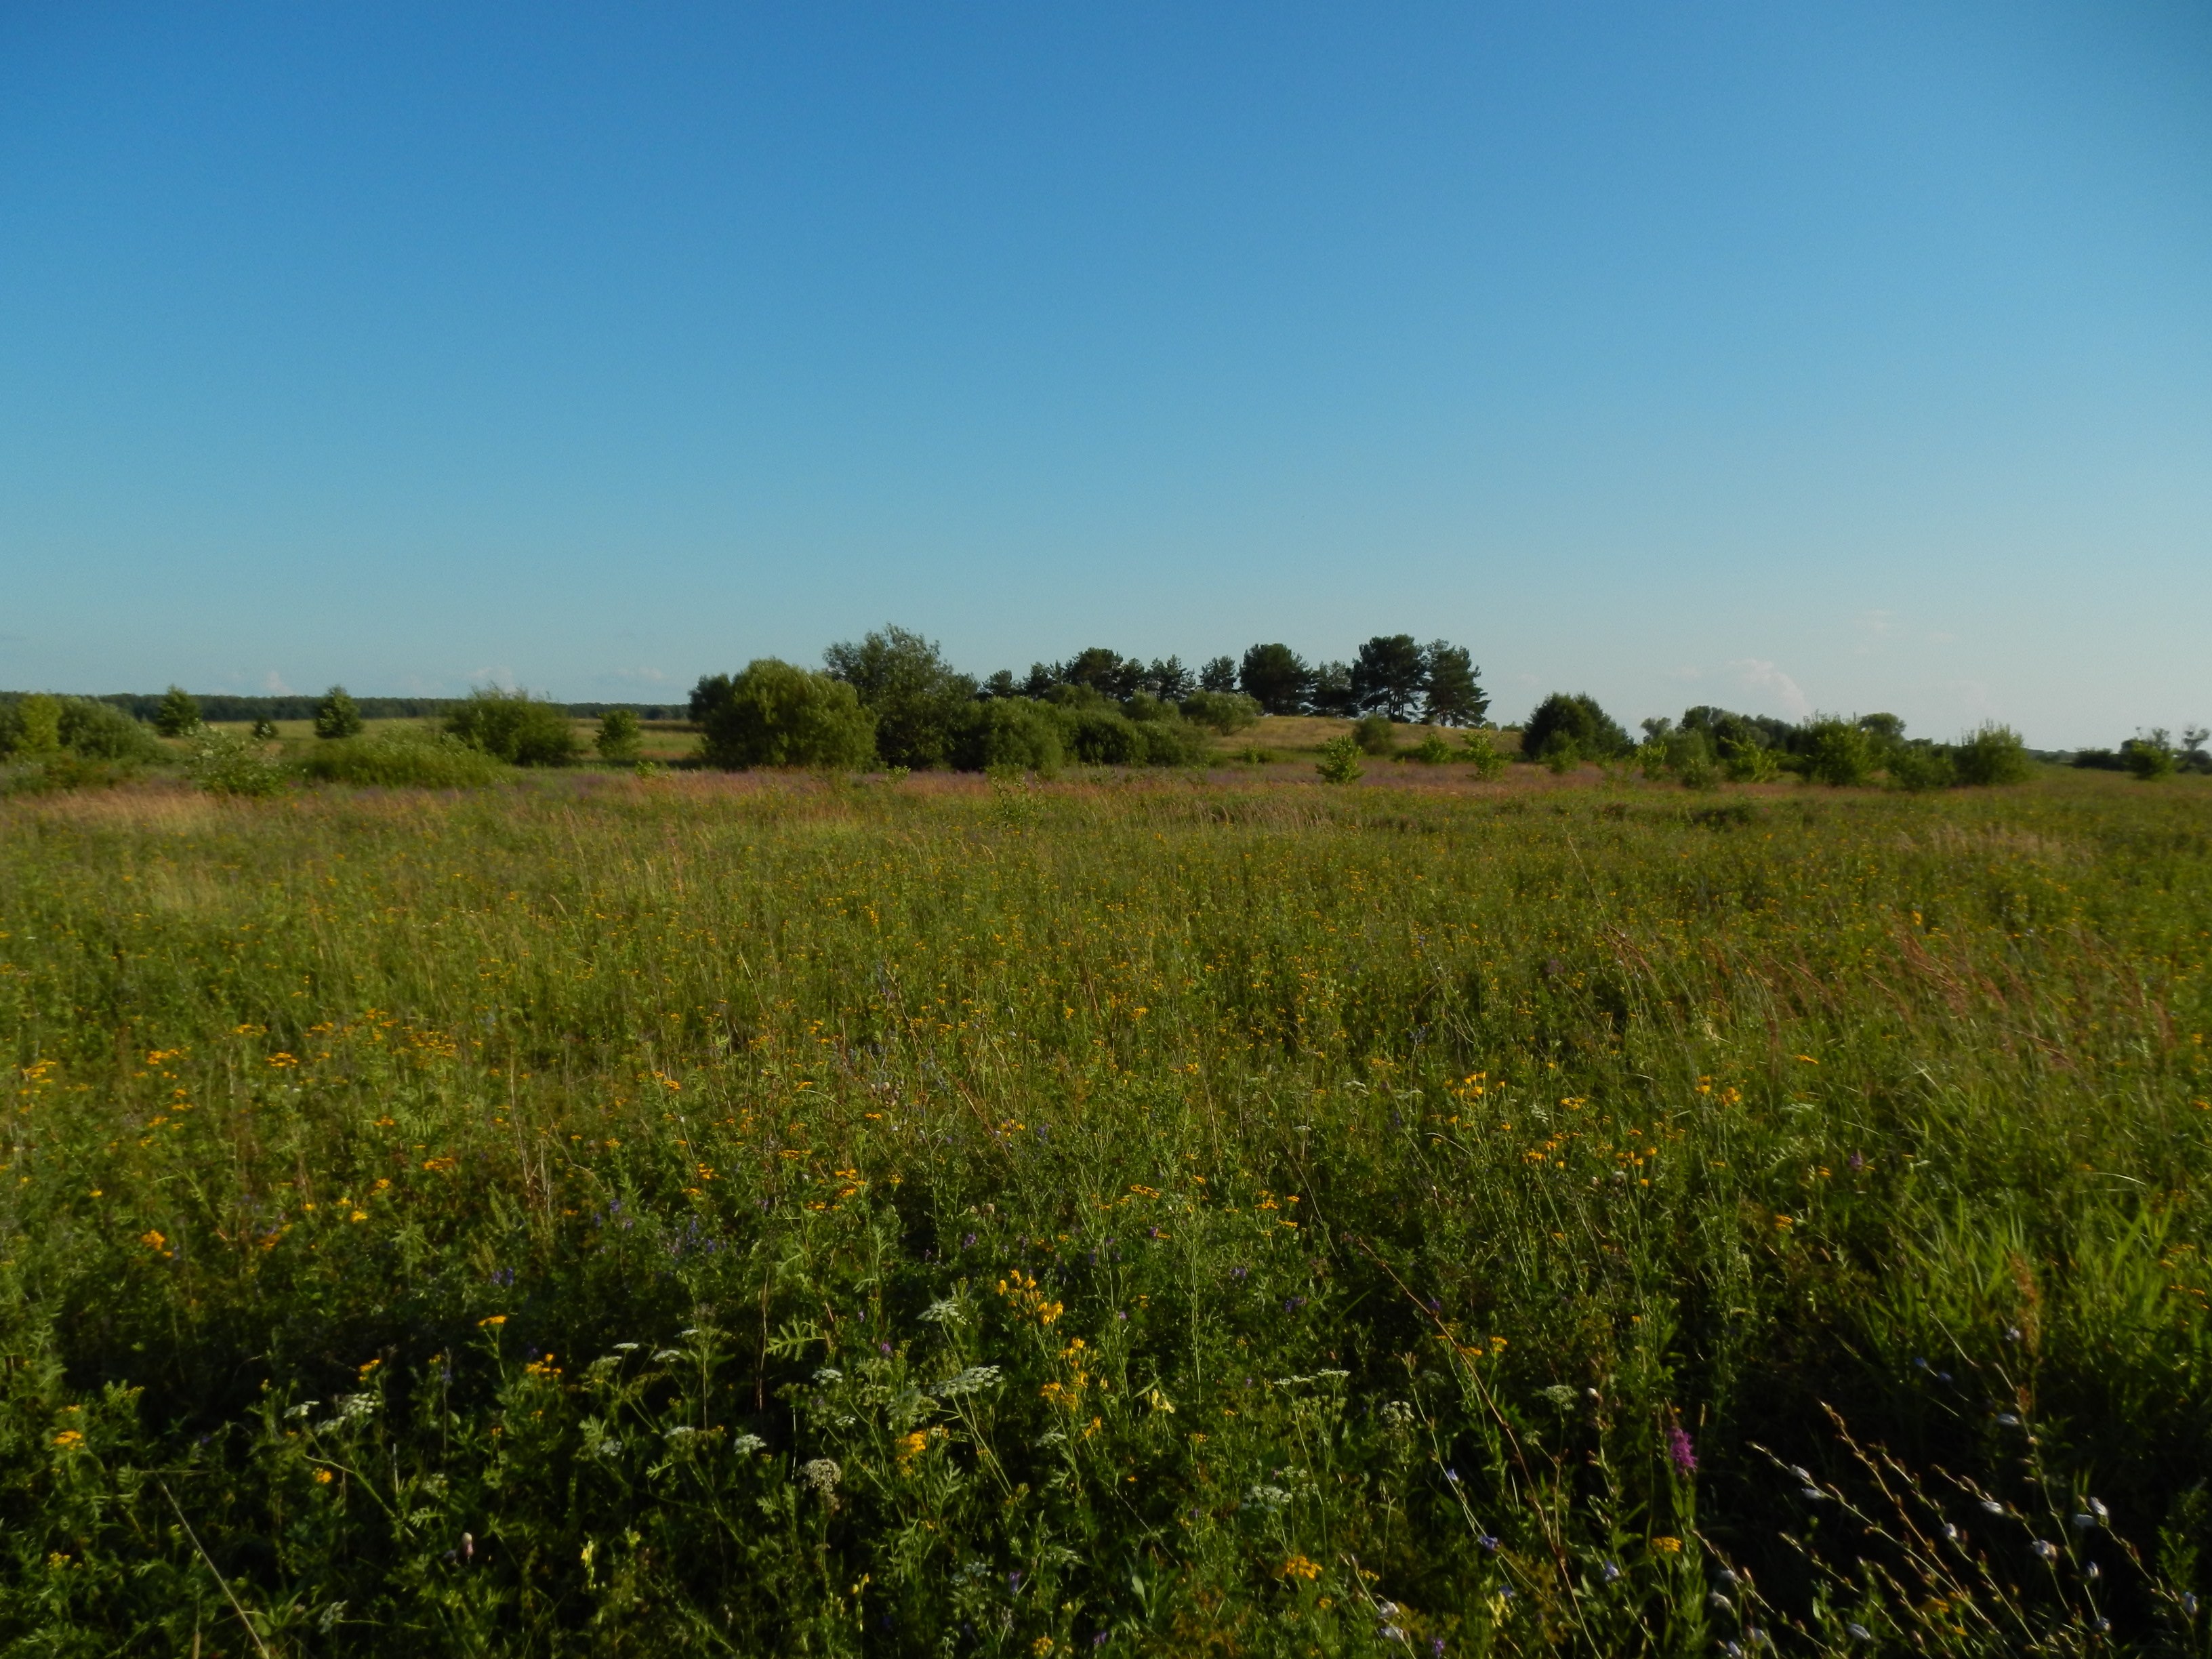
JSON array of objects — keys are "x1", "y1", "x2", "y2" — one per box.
[
  {"x1": 262, "y1": 670, "x2": 292, "y2": 695},
  {"x1": 1728, "y1": 658, "x2": 1811, "y2": 719},
  {"x1": 598, "y1": 666, "x2": 670, "y2": 684}
]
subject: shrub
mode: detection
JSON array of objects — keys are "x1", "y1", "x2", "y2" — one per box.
[
  {"x1": 2123, "y1": 731, "x2": 2178, "y2": 781},
  {"x1": 1522, "y1": 693, "x2": 1631, "y2": 764},
  {"x1": 1952, "y1": 723, "x2": 2032, "y2": 787},
  {"x1": 1721, "y1": 738, "x2": 1782, "y2": 783},
  {"x1": 1179, "y1": 689, "x2": 1262, "y2": 735},
  {"x1": 1133, "y1": 713, "x2": 1211, "y2": 766},
  {"x1": 1352, "y1": 714, "x2": 1397, "y2": 756},
  {"x1": 302, "y1": 731, "x2": 506, "y2": 788},
  {"x1": 184, "y1": 726, "x2": 289, "y2": 797},
  {"x1": 1061, "y1": 705, "x2": 1145, "y2": 766},
  {"x1": 43, "y1": 698, "x2": 163, "y2": 763},
  {"x1": 447, "y1": 689, "x2": 579, "y2": 766},
  {"x1": 953, "y1": 699, "x2": 1065, "y2": 776},
  {"x1": 313, "y1": 686, "x2": 364, "y2": 739},
  {"x1": 1887, "y1": 743, "x2": 1957, "y2": 792},
  {"x1": 0, "y1": 693, "x2": 62, "y2": 757},
  {"x1": 1406, "y1": 731, "x2": 1455, "y2": 765},
  {"x1": 1315, "y1": 733, "x2": 1363, "y2": 784},
  {"x1": 249, "y1": 717, "x2": 279, "y2": 741},
  {"x1": 1638, "y1": 723, "x2": 1718, "y2": 788},
  {"x1": 822, "y1": 625, "x2": 977, "y2": 770},
  {"x1": 595, "y1": 708, "x2": 643, "y2": 762},
  {"x1": 152, "y1": 685, "x2": 200, "y2": 737},
  {"x1": 1459, "y1": 730, "x2": 1509, "y2": 779},
  {"x1": 699, "y1": 660, "x2": 876, "y2": 770},
  {"x1": 1802, "y1": 717, "x2": 1877, "y2": 787}
]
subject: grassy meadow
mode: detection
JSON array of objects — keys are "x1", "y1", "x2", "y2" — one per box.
[{"x1": 2, "y1": 763, "x2": 2209, "y2": 1655}]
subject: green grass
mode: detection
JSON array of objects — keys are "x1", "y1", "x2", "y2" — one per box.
[{"x1": 1, "y1": 769, "x2": 2208, "y2": 1655}]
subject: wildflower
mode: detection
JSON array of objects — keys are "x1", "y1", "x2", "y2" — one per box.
[
  {"x1": 1652, "y1": 1536, "x2": 1682, "y2": 1555},
  {"x1": 52, "y1": 1430, "x2": 83, "y2": 1448},
  {"x1": 1281, "y1": 1555, "x2": 1322, "y2": 1580},
  {"x1": 314, "y1": 1468, "x2": 334, "y2": 1484},
  {"x1": 2031, "y1": 1540, "x2": 2058, "y2": 1562},
  {"x1": 799, "y1": 1458, "x2": 842, "y2": 1495},
  {"x1": 1601, "y1": 1560, "x2": 1622, "y2": 1583},
  {"x1": 140, "y1": 1229, "x2": 167, "y2": 1252},
  {"x1": 1666, "y1": 1426, "x2": 1698, "y2": 1475},
  {"x1": 1475, "y1": 1533, "x2": 1498, "y2": 1552},
  {"x1": 478, "y1": 1315, "x2": 506, "y2": 1328},
  {"x1": 1846, "y1": 1624, "x2": 1872, "y2": 1641}
]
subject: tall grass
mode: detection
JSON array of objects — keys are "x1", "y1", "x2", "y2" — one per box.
[{"x1": 1, "y1": 769, "x2": 2207, "y2": 1654}]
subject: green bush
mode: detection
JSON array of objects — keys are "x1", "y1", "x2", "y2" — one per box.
[
  {"x1": 1406, "y1": 731, "x2": 1455, "y2": 765},
  {"x1": 699, "y1": 660, "x2": 877, "y2": 770},
  {"x1": 1802, "y1": 717, "x2": 1877, "y2": 787},
  {"x1": 302, "y1": 731, "x2": 507, "y2": 788},
  {"x1": 595, "y1": 708, "x2": 643, "y2": 762},
  {"x1": 1887, "y1": 742, "x2": 1957, "y2": 792},
  {"x1": 152, "y1": 684, "x2": 200, "y2": 737},
  {"x1": 1315, "y1": 732, "x2": 1363, "y2": 783},
  {"x1": 1351, "y1": 713, "x2": 1396, "y2": 756},
  {"x1": 446, "y1": 689, "x2": 579, "y2": 766},
  {"x1": 2123, "y1": 732, "x2": 2179, "y2": 781},
  {"x1": 0, "y1": 693, "x2": 62, "y2": 757},
  {"x1": 314, "y1": 685, "x2": 364, "y2": 739},
  {"x1": 1952, "y1": 723, "x2": 2032, "y2": 787},
  {"x1": 249, "y1": 717, "x2": 279, "y2": 741},
  {"x1": 1522, "y1": 693, "x2": 1631, "y2": 764},
  {"x1": 184, "y1": 726, "x2": 289, "y2": 798},
  {"x1": 953, "y1": 699, "x2": 1065, "y2": 775},
  {"x1": 69, "y1": 701, "x2": 160, "y2": 762},
  {"x1": 1459, "y1": 729, "x2": 1509, "y2": 779},
  {"x1": 1179, "y1": 689, "x2": 1262, "y2": 735},
  {"x1": 1721, "y1": 737, "x2": 1782, "y2": 783}
]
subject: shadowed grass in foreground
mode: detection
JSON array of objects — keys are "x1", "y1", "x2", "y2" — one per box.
[{"x1": 1, "y1": 768, "x2": 2208, "y2": 1655}]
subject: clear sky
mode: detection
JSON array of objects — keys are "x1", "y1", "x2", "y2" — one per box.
[{"x1": 3, "y1": 3, "x2": 2207, "y2": 745}]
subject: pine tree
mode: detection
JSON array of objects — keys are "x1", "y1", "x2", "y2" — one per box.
[
  {"x1": 1420, "y1": 642, "x2": 1489, "y2": 726},
  {"x1": 153, "y1": 684, "x2": 201, "y2": 736},
  {"x1": 314, "y1": 685, "x2": 364, "y2": 739}
]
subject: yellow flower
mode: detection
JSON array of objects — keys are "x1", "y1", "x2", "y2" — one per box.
[
  {"x1": 1652, "y1": 1536, "x2": 1683, "y2": 1554},
  {"x1": 314, "y1": 1468, "x2": 334, "y2": 1484},
  {"x1": 1282, "y1": 1554, "x2": 1322, "y2": 1580},
  {"x1": 52, "y1": 1430, "x2": 83, "y2": 1448},
  {"x1": 478, "y1": 1315, "x2": 507, "y2": 1328},
  {"x1": 140, "y1": 1229, "x2": 166, "y2": 1252}
]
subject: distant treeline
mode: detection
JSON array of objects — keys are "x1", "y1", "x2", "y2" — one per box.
[{"x1": 20, "y1": 693, "x2": 689, "y2": 723}]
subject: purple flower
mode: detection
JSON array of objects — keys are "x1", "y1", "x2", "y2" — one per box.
[
  {"x1": 1847, "y1": 1151, "x2": 1864, "y2": 1172},
  {"x1": 878, "y1": 1341, "x2": 893, "y2": 1355},
  {"x1": 1666, "y1": 1425, "x2": 1698, "y2": 1475},
  {"x1": 962, "y1": 1233, "x2": 977, "y2": 1249}
]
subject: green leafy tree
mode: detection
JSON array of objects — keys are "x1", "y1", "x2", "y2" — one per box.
[
  {"x1": 184, "y1": 726, "x2": 289, "y2": 797},
  {"x1": 313, "y1": 685, "x2": 364, "y2": 739},
  {"x1": 823, "y1": 625, "x2": 978, "y2": 770},
  {"x1": 5, "y1": 693, "x2": 63, "y2": 756},
  {"x1": 1197, "y1": 655, "x2": 1239, "y2": 693},
  {"x1": 953, "y1": 699, "x2": 1065, "y2": 775},
  {"x1": 979, "y1": 670, "x2": 1021, "y2": 700},
  {"x1": 1888, "y1": 743, "x2": 1957, "y2": 792},
  {"x1": 1239, "y1": 643, "x2": 1311, "y2": 715},
  {"x1": 445, "y1": 688, "x2": 579, "y2": 766},
  {"x1": 1802, "y1": 717, "x2": 1877, "y2": 787},
  {"x1": 1350, "y1": 634, "x2": 1426, "y2": 720},
  {"x1": 594, "y1": 708, "x2": 643, "y2": 762},
  {"x1": 153, "y1": 684, "x2": 200, "y2": 737},
  {"x1": 1459, "y1": 729, "x2": 1509, "y2": 779},
  {"x1": 1521, "y1": 693, "x2": 1631, "y2": 765},
  {"x1": 699, "y1": 659, "x2": 876, "y2": 770},
  {"x1": 57, "y1": 699, "x2": 162, "y2": 762},
  {"x1": 1315, "y1": 732, "x2": 1364, "y2": 783},
  {"x1": 2123, "y1": 729, "x2": 2178, "y2": 781},
  {"x1": 1952, "y1": 723, "x2": 2032, "y2": 787},
  {"x1": 249, "y1": 718, "x2": 279, "y2": 741},
  {"x1": 1180, "y1": 690, "x2": 1262, "y2": 735},
  {"x1": 688, "y1": 674, "x2": 735, "y2": 724},
  {"x1": 1420, "y1": 642, "x2": 1489, "y2": 726}
]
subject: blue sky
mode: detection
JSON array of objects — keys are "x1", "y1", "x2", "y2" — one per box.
[{"x1": 2, "y1": 2, "x2": 2206, "y2": 745}]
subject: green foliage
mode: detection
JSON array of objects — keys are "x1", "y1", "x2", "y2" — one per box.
[
  {"x1": 1952, "y1": 722, "x2": 2032, "y2": 787},
  {"x1": 1459, "y1": 729, "x2": 1509, "y2": 779},
  {"x1": 1420, "y1": 641, "x2": 1488, "y2": 726},
  {"x1": 1352, "y1": 712, "x2": 1397, "y2": 755},
  {"x1": 314, "y1": 685, "x2": 365, "y2": 739},
  {"x1": 152, "y1": 684, "x2": 200, "y2": 737},
  {"x1": 1886, "y1": 741, "x2": 1957, "y2": 792},
  {"x1": 2125, "y1": 731, "x2": 2180, "y2": 781},
  {"x1": 1307, "y1": 659, "x2": 1359, "y2": 717},
  {"x1": 1314, "y1": 731, "x2": 1364, "y2": 782},
  {"x1": 1197, "y1": 654, "x2": 1239, "y2": 693},
  {"x1": 1238, "y1": 642, "x2": 1311, "y2": 715},
  {"x1": 953, "y1": 697, "x2": 1066, "y2": 775},
  {"x1": 1350, "y1": 634, "x2": 1425, "y2": 720},
  {"x1": 1179, "y1": 689, "x2": 1262, "y2": 735},
  {"x1": 1637, "y1": 721, "x2": 1719, "y2": 789},
  {"x1": 1406, "y1": 731, "x2": 1456, "y2": 764},
  {"x1": 0, "y1": 777, "x2": 2209, "y2": 1651},
  {"x1": 445, "y1": 688, "x2": 581, "y2": 767},
  {"x1": 1802, "y1": 716, "x2": 1879, "y2": 787},
  {"x1": 249, "y1": 716, "x2": 279, "y2": 741},
  {"x1": 1523, "y1": 692, "x2": 1631, "y2": 764},
  {"x1": 1, "y1": 693, "x2": 62, "y2": 757},
  {"x1": 698, "y1": 659, "x2": 877, "y2": 771},
  {"x1": 594, "y1": 708, "x2": 643, "y2": 762},
  {"x1": 302, "y1": 730, "x2": 508, "y2": 788},
  {"x1": 823, "y1": 624, "x2": 979, "y2": 770},
  {"x1": 1721, "y1": 736, "x2": 1782, "y2": 783},
  {"x1": 183, "y1": 725, "x2": 289, "y2": 797}
]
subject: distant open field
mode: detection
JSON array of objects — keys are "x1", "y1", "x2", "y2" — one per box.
[{"x1": 2, "y1": 766, "x2": 2207, "y2": 1654}]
